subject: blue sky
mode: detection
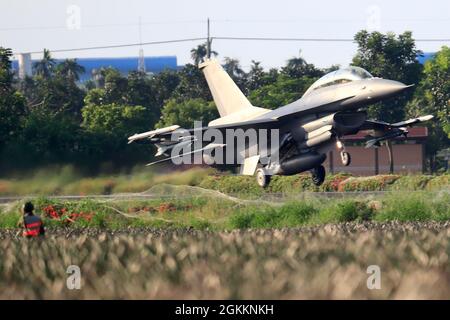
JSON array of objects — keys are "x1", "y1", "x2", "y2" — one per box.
[{"x1": 1, "y1": 0, "x2": 449, "y2": 70}]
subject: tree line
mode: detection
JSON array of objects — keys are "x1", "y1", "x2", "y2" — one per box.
[{"x1": 0, "y1": 30, "x2": 449, "y2": 173}]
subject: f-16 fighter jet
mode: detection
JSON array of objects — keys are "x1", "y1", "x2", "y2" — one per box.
[{"x1": 128, "y1": 59, "x2": 433, "y2": 187}]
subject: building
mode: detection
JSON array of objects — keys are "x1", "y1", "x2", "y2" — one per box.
[
  {"x1": 417, "y1": 52, "x2": 436, "y2": 65},
  {"x1": 12, "y1": 55, "x2": 178, "y2": 81},
  {"x1": 324, "y1": 127, "x2": 429, "y2": 175},
  {"x1": 16, "y1": 53, "x2": 32, "y2": 79}
]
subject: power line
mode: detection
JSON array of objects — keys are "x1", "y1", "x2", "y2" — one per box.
[
  {"x1": 213, "y1": 36, "x2": 450, "y2": 42},
  {"x1": 214, "y1": 36, "x2": 354, "y2": 42},
  {"x1": 24, "y1": 38, "x2": 207, "y2": 54},
  {"x1": 17, "y1": 35, "x2": 450, "y2": 55}
]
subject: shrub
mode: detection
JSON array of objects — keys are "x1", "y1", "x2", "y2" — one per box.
[
  {"x1": 312, "y1": 200, "x2": 373, "y2": 224},
  {"x1": 426, "y1": 175, "x2": 450, "y2": 191},
  {"x1": 390, "y1": 175, "x2": 434, "y2": 191},
  {"x1": 339, "y1": 175, "x2": 400, "y2": 191},
  {"x1": 375, "y1": 194, "x2": 431, "y2": 221},
  {"x1": 228, "y1": 202, "x2": 317, "y2": 229}
]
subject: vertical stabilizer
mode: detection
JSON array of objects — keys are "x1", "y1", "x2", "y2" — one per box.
[{"x1": 199, "y1": 59, "x2": 253, "y2": 117}]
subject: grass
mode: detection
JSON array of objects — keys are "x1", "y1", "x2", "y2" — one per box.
[
  {"x1": 2, "y1": 191, "x2": 449, "y2": 230},
  {"x1": 0, "y1": 165, "x2": 213, "y2": 196},
  {"x1": 1, "y1": 225, "x2": 450, "y2": 299},
  {"x1": 0, "y1": 165, "x2": 448, "y2": 196}
]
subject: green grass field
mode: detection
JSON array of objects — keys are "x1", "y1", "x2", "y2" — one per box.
[{"x1": 1, "y1": 189, "x2": 449, "y2": 230}]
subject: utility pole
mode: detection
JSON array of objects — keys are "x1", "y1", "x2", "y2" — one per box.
[{"x1": 206, "y1": 17, "x2": 211, "y2": 59}]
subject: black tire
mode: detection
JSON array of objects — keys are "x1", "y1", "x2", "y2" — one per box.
[
  {"x1": 311, "y1": 165, "x2": 326, "y2": 186},
  {"x1": 256, "y1": 168, "x2": 271, "y2": 188},
  {"x1": 341, "y1": 151, "x2": 351, "y2": 166}
]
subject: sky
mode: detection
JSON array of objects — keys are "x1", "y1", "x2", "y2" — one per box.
[{"x1": 1, "y1": 0, "x2": 449, "y2": 70}]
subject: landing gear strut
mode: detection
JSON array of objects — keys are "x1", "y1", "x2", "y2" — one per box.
[
  {"x1": 337, "y1": 140, "x2": 351, "y2": 166},
  {"x1": 256, "y1": 168, "x2": 271, "y2": 188},
  {"x1": 311, "y1": 165, "x2": 326, "y2": 186}
]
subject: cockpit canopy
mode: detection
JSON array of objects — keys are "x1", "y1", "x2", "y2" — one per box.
[{"x1": 303, "y1": 66, "x2": 373, "y2": 96}]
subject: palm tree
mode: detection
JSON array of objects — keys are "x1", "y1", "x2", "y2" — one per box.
[
  {"x1": 223, "y1": 57, "x2": 244, "y2": 78},
  {"x1": 33, "y1": 49, "x2": 56, "y2": 78},
  {"x1": 56, "y1": 59, "x2": 85, "y2": 81},
  {"x1": 190, "y1": 43, "x2": 218, "y2": 65}
]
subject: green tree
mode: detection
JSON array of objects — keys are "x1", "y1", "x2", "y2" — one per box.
[
  {"x1": 156, "y1": 98, "x2": 218, "y2": 129},
  {"x1": 55, "y1": 59, "x2": 85, "y2": 82},
  {"x1": 352, "y1": 30, "x2": 422, "y2": 122},
  {"x1": 172, "y1": 64, "x2": 212, "y2": 101},
  {"x1": 223, "y1": 57, "x2": 247, "y2": 93},
  {"x1": 190, "y1": 43, "x2": 218, "y2": 65},
  {"x1": 421, "y1": 46, "x2": 450, "y2": 137},
  {"x1": 249, "y1": 75, "x2": 316, "y2": 109},
  {"x1": 81, "y1": 103, "x2": 153, "y2": 163},
  {"x1": 33, "y1": 49, "x2": 56, "y2": 79},
  {"x1": 28, "y1": 74, "x2": 85, "y2": 116},
  {"x1": 82, "y1": 103, "x2": 149, "y2": 136},
  {"x1": 103, "y1": 68, "x2": 128, "y2": 104},
  {"x1": 406, "y1": 46, "x2": 450, "y2": 171},
  {"x1": 0, "y1": 47, "x2": 26, "y2": 151},
  {"x1": 151, "y1": 69, "x2": 180, "y2": 107},
  {"x1": 281, "y1": 54, "x2": 324, "y2": 79},
  {"x1": 14, "y1": 109, "x2": 82, "y2": 166}
]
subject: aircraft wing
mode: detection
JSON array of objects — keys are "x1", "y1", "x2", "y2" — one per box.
[
  {"x1": 361, "y1": 114, "x2": 434, "y2": 148},
  {"x1": 128, "y1": 118, "x2": 279, "y2": 146}
]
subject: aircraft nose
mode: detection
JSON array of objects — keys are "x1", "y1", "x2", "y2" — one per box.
[{"x1": 368, "y1": 79, "x2": 413, "y2": 99}]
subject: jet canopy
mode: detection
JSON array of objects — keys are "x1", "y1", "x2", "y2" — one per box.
[{"x1": 303, "y1": 66, "x2": 373, "y2": 96}]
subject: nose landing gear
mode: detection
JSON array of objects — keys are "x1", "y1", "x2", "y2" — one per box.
[{"x1": 337, "y1": 140, "x2": 351, "y2": 166}]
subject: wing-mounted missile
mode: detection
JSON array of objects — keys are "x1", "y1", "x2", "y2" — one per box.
[
  {"x1": 365, "y1": 128, "x2": 408, "y2": 148},
  {"x1": 363, "y1": 114, "x2": 434, "y2": 148},
  {"x1": 127, "y1": 125, "x2": 200, "y2": 158},
  {"x1": 154, "y1": 135, "x2": 196, "y2": 157},
  {"x1": 391, "y1": 115, "x2": 434, "y2": 128},
  {"x1": 127, "y1": 125, "x2": 180, "y2": 144}
]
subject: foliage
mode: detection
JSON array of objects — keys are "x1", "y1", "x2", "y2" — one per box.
[
  {"x1": 421, "y1": 46, "x2": 450, "y2": 137},
  {"x1": 352, "y1": 30, "x2": 422, "y2": 122},
  {"x1": 249, "y1": 74, "x2": 316, "y2": 109},
  {"x1": 156, "y1": 98, "x2": 219, "y2": 128},
  {"x1": 190, "y1": 42, "x2": 218, "y2": 65},
  {"x1": 0, "y1": 47, "x2": 27, "y2": 152}
]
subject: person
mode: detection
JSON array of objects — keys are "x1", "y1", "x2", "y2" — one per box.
[{"x1": 19, "y1": 201, "x2": 45, "y2": 238}]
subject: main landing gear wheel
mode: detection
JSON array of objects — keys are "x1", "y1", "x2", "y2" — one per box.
[
  {"x1": 256, "y1": 168, "x2": 271, "y2": 188},
  {"x1": 340, "y1": 151, "x2": 351, "y2": 166},
  {"x1": 311, "y1": 165, "x2": 326, "y2": 186}
]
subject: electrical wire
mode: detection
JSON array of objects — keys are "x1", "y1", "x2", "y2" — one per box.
[{"x1": 15, "y1": 35, "x2": 450, "y2": 55}]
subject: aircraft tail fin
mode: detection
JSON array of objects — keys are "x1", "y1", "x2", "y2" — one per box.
[{"x1": 199, "y1": 59, "x2": 254, "y2": 117}]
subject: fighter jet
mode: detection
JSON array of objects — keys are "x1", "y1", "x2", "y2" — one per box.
[{"x1": 128, "y1": 59, "x2": 433, "y2": 187}]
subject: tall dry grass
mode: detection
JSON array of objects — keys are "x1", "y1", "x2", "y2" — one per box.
[{"x1": 1, "y1": 224, "x2": 449, "y2": 299}]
